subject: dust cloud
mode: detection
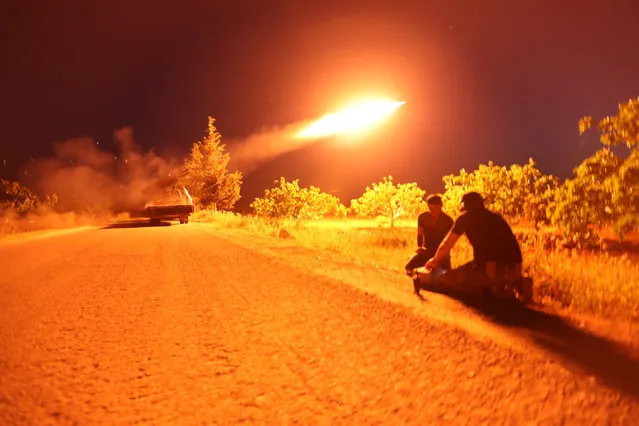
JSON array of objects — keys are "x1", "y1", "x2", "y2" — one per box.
[
  {"x1": 22, "y1": 127, "x2": 183, "y2": 214},
  {"x1": 0, "y1": 209, "x2": 105, "y2": 234},
  {"x1": 2, "y1": 120, "x2": 325, "y2": 234}
]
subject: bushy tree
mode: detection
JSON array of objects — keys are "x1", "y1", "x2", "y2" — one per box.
[
  {"x1": 585, "y1": 98, "x2": 639, "y2": 240},
  {"x1": 579, "y1": 97, "x2": 639, "y2": 149},
  {"x1": 251, "y1": 177, "x2": 346, "y2": 221},
  {"x1": 441, "y1": 159, "x2": 559, "y2": 226},
  {"x1": 349, "y1": 176, "x2": 426, "y2": 228},
  {"x1": 550, "y1": 97, "x2": 639, "y2": 242},
  {"x1": 547, "y1": 174, "x2": 611, "y2": 246},
  {"x1": 547, "y1": 149, "x2": 621, "y2": 244},
  {"x1": 612, "y1": 148, "x2": 639, "y2": 239},
  {"x1": 1, "y1": 179, "x2": 58, "y2": 215},
  {"x1": 182, "y1": 117, "x2": 242, "y2": 210}
]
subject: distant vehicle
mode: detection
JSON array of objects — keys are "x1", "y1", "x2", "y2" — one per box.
[{"x1": 130, "y1": 182, "x2": 195, "y2": 225}]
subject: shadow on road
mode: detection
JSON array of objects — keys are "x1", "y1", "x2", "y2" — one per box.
[
  {"x1": 100, "y1": 220, "x2": 174, "y2": 229},
  {"x1": 421, "y1": 284, "x2": 639, "y2": 401}
]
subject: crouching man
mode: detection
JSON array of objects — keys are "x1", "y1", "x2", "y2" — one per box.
[
  {"x1": 405, "y1": 194, "x2": 454, "y2": 296},
  {"x1": 422, "y1": 192, "x2": 533, "y2": 303}
]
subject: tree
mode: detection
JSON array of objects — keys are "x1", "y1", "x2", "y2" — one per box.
[
  {"x1": 183, "y1": 117, "x2": 242, "y2": 210},
  {"x1": 250, "y1": 177, "x2": 346, "y2": 221},
  {"x1": 579, "y1": 97, "x2": 639, "y2": 149},
  {"x1": 349, "y1": 176, "x2": 426, "y2": 228},
  {"x1": 547, "y1": 175, "x2": 610, "y2": 246},
  {"x1": 1, "y1": 179, "x2": 57, "y2": 215},
  {"x1": 612, "y1": 148, "x2": 639, "y2": 239},
  {"x1": 517, "y1": 162, "x2": 560, "y2": 228},
  {"x1": 441, "y1": 159, "x2": 559, "y2": 227},
  {"x1": 574, "y1": 97, "x2": 639, "y2": 240}
]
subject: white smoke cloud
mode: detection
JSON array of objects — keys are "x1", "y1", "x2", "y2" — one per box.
[{"x1": 226, "y1": 121, "x2": 324, "y2": 174}]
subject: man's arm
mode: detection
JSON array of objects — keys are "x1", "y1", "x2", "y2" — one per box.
[
  {"x1": 425, "y1": 213, "x2": 466, "y2": 270},
  {"x1": 428, "y1": 231, "x2": 461, "y2": 267},
  {"x1": 445, "y1": 215, "x2": 454, "y2": 232},
  {"x1": 416, "y1": 213, "x2": 426, "y2": 248},
  {"x1": 426, "y1": 212, "x2": 467, "y2": 269}
]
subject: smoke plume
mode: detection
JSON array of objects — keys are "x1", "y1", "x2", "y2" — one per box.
[
  {"x1": 227, "y1": 121, "x2": 322, "y2": 174},
  {"x1": 23, "y1": 127, "x2": 183, "y2": 214},
  {"x1": 226, "y1": 97, "x2": 405, "y2": 174}
]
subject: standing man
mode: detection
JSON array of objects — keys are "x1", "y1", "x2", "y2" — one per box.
[{"x1": 405, "y1": 194, "x2": 454, "y2": 296}]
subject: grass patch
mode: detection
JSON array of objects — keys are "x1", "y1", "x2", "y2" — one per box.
[
  {"x1": 195, "y1": 210, "x2": 639, "y2": 319},
  {"x1": 191, "y1": 209, "x2": 284, "y2": 235}
]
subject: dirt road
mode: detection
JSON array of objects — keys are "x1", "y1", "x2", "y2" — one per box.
[{"x1": 1, "y1": 223, "x2": 638, "y2": 425}]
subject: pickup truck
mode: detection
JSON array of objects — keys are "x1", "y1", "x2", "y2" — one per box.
[
  {"x1": 131, "y1": 203, "x2": 195, "y2": 224},
  {"x1": 130, "y1": 186, "x2": 195, "y2": 224}
]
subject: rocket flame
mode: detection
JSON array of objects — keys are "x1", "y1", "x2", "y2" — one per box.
[{"x1": 295, "y1": 99, "x2": 406, "y2": 139}]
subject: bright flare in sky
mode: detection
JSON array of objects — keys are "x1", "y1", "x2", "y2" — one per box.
[{"x1": 296, "y1": 99, "x2": 406, "y2": 139}]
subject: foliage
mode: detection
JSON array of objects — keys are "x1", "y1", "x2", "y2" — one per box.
[
  {"x1": 250, "y1": 177, "x2": 346, "y2": 222},
  {"x1": 437, "y1": 97, "x2": 638, "y2": 244},
  {"x1": 546, "y1": 149, "x2": 620, "y2": 245},
  {"x1": 182, "y1": 117, "x2": 242, "y2": 210},
  {"x1": 579, "y1": 97, "x2": 639, "y2": 149},
  {"x1": 547, "y1": 180, "x2": 607, "y2": 246},
  {"x1": 552, "y1": 97, "x2": 639, "y2": 243},
  {"x1": 441, "y1": 159, "x2": 559, "y2": 226},
  {"x1": 191, "y1": 208, "x2": 279, "y2": 235},
  {"x1": 348, "y1": 176, "x2": 426, "y2": 228},
  {"x1": 1, "y1": 179, "x2": 58, "y2": 215},
  {"x1": 612, "y1": 148, "x2": 639, "y2": 239}
]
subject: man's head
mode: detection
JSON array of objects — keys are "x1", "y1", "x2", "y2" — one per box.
[
  {"x1": 426, "y1": 194, "x2": 443, "y2": 215},
  {"x1": 460, "y1": 191, "x2": 485, "y2": 212}
]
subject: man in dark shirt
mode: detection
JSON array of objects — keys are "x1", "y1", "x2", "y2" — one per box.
[
  {"x1": 405, "y1": 194, "x2": 454, "y2": 295},
  {"x1": 424, "y1": 191, "x2": 532, "y2": 301}
]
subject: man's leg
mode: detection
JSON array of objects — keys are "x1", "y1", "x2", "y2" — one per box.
[
  {"x1": 412, "y1": 263, "x2": 449, "y2": 295},
  {"x1": 437, "y1": 261, "x2": 489, "y2": 295},
  {"x1": 490, "y1": 263, "x2": 533, "y2": 303},
  {"x1": 517, "y1": 276, "x2": 534, "y2": 304},
  {"x1": 405, "y1": 253, "x2": 429, "y2": 296},
  {"x1": 405, "y1": 252, "x2": 428, "y2": 276},
  {"x1": 430, "y1": 261, "x2": 533, "y2": 302}
]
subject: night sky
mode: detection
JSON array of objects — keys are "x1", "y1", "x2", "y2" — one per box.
[{"x1": 2, "y1": 0, "x2": 639, "y2": 210}]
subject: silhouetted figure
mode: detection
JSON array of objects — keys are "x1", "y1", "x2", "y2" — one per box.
[
  {"x1": 405, "y1": 194, "x2": 453, "y2": 295},
  {"x1": 423, "y1": 191, "x2": 532, "y2": 301}
]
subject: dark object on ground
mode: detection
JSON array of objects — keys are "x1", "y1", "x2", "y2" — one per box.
[{"x1": 412, "y1": 267, "x2": 533, "y2": 305}]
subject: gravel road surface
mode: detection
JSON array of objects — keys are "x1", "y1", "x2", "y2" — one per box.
[{"x1": 1, "y1": 223, "x2": 637, "y2": 425}]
